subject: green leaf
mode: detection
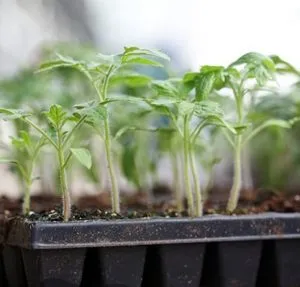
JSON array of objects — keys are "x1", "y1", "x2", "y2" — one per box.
[
  {"x1": 230, "y1": 52, "x2": 275, "y2": 71},
  {"x1": 270, "y1": 55, "x2": 300, "y2": 76},
  {"x1": 114, "y1": 126, "x2": 135, "y2": 141},
  {"x1": 122, "y1": 56, "x2": 163, "y2": 67},
  {"x1": 206, "y1": 116, "x2": 236, "y2": 134},
  {"x1": 0, "y1": 158, "x2": 17, "y2": 164},
  {"x1": 74, "y1": 102, "x2": 107, "y2": 127},
  {"x1": 96, "y1": 53, "x2": 118, "y2": 64},
  {"x1": 225, "y1": 67, "x2": 241, "y2": 80},
  {"x1": 37, "y1": 53, "x2": 86, "y2": 74},
  {"x1": 19, "y1": 131, "x2": 31, "y2": 147},
  {"x1": 183, "y1": 72, "x2": 199, "y2": 93},
  {"x1": 243, "y1": 119, "x2": 291, "y2": 145},
  {"x1": 178, "y1": 101, "x2": 195, "y2": 116},
  {"x1": 260, "y1": 119, "x2": 291, "y2": 129},
  {"x1": 121, "y1": 47, "x2": 170, "y2": 68},
  {"x1": 55, "y1": 53, "x2": 81, "y2": 64},
  {"x1": 44, "y1": 104, "x2": 67, "y2": 128},
  {"x1": 70, "y1": 148, "x2": 92, "y2": 169},
  {"x1": 0, "y1": 108, "x2": 29, "y2": 120},
  {"x1": 195, "y1": 73, "x2": 216, "y2": 101},
  {"x1": 37, "y1": 60, "x2": 73, "y2": 73},
  {"x1": 11, "y1": 130, "x2": 32, "y2": 153},
  {"x1": 186, "y1": 66, "x2": 225, "y2": 101},
  {"x1": 100, "y1": 95, "x2": 148, "y2": 106},
  {"x1": 87, "y1": 106, "x2": 107, "y2": 125},
  {"x1": 11, "y1": 137, "x2": 26, "y2": 151},
  {"x1": 194, "y1": 100, "x2": 224, "y2": 117},
  {"x1": 146, "y1": 101, "x2": 172, "y2": 116},
  {"x1": 183, "y1": 72, "x2": 198, "y2": 83},
  {"x1": 121, "y1": 145, "x2": 140, "y2": 188},
  {"x1": 229, "y1": 52, "x2": 276, "y2": 86},
  {"x1": 110, "y1": 73, "x2": 152, "y2": 87},
  {"x1": 289, "y1": 117, "x2": 300, "y2": 126},
  {"x1": 148, "y1": 98, "x2": 178, "y2": 107},
  {"x1": 123, "y1": 47, "x2": 170, "y2": 61},
  {"x1": 152, "y1": 80, "x2": 180, "y2": 98},
  {"x1": 73, "y1": 100, "x2": 96, "y2": 110}
]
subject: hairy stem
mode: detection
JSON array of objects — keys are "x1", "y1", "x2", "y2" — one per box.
[
  {"x1": 183, "y1": 116, "x2": 194, "y2": 216},
  {"x1": 104, "y1": 117, "x2": 120, "y2": 213},
  {"x1": 94, "y1": 64, "x2": 120, "y2": 212},
  {"x1": 227, "y1": 134, "x2": 242, "y2": 212},
  {"x1": 57, "y1": 129, "x2": 70, "y2": 221},
  {"x1": 227, "y1": 84, "x2": 244, "y2": 212},
  {"x1": 22, "y1": 181, "x2": 31, "y2": 215},
  {"x1": 189, "y1": 147, "x2": 203, "y2": 216}
]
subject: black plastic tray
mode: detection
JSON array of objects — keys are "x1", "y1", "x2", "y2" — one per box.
[{"x1": 4, "y1": 213, "x2": 300, "y2": 287}]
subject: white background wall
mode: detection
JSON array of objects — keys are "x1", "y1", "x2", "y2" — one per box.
[{"x1": 90, "y1": 0, "x2": 300, "y2": 69}]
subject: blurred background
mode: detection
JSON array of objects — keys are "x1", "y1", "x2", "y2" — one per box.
[{"x1": 1, "y1": 0, "x2": 300, "y2": 205}]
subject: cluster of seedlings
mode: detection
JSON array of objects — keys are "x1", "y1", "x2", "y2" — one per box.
[{"x1": 0, "y1": 46, "x2": 299, "y2": 221}]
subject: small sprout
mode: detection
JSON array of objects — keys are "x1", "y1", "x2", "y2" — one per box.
[
  {"x1": 148, "y1": 77, "x2": 234, "y2": 216},
  {"x1": 14, "y1": 104, "x2": 91, "y2": 221},
  {"x1": 214, "y1": 52, "x2": 295, "y2": 212},
  {"x1": 0, "y1": 109, "x2": 45, "y2": 215},
  {"x1": 38, "y1": 46, "x2": 170, "y2": 214}
]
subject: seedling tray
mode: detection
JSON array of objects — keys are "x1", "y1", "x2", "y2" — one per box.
[{"x1": 4, "y1": 212, "x2": 300, "y2": 287}]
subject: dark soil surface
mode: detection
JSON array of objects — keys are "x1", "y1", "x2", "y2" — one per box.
[
  {"x1": 1, "y1": 194, "x2": 61, "y2": 217},
  {"x1": 2, "y1": 185, "x2": 300, "y2": 222}
]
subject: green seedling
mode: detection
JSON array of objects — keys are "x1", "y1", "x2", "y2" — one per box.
[
  {"x1": 0, "y1": 127, "x2": 46, "y2": 215},
  {"x1": 186, "y1": 53, "x2": 296, "y2": 212},
  {"x1": 226, "y1": 53, "x2": 298, "y2": 212},
  {"x1": 37, "y1": 46, "x2": 170, "y2": 213},
  {"x1": 146, "y1": 77, "x2": 235, "y2": 216},
  {"x1": 248, "y1": 82, "x2": 300, "y2": 190},
  {"x1": 0, "y1": 106, "x2": 91, "y2": 221}
]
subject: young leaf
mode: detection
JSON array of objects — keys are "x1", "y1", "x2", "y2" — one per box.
[
  {"x1": 70, "y1": 148, "x2": 92, "y2": 169},
  {"x1": 44, "y1": 104, "x2": 67, "y2": 129},
  {"x1": 96, "y1": 53, "x2": 118, "y2": 64},
  {"x1": 11, "y1": 137, "x2": 26, "y2": 151},
  {"x1": 121, "y1": 47, "x2": 170, "y2": 67},
  {"x1": 100, "y1": 95, "x2": 149, "y2": 106},
  {"x1": 229, "y1": 52, "x2": 276, "y2": 86},
  {"x1": 110, "y1": 73, "x2": 152, "y2": 87},
  {"x1": 194, "y1": 100, "x2": 224, "y2": 118},
  {"x1": 229, "y1": 52, "x2": 275, "y2": 71},
  {"x1": 152, "y1": 80, "x2": 180, "y2": 98},
  {"x1": 206, "y1": 116, "x2": 236, "y2": 134},
  {"x1": 0, "y1": 158, "x2": 17, "y2": 164},
  {"x1": 19, "y1": 130, "x2": 32, "y2": 148},
  {"x1": 121, "y1": 145, "x2": 140, "y2": 188},
  {"x1": 258, "y1": 119, "x2": 291, "y2": 129},
  {"x1": 270, "y1": 55, "x2": 300, "y2": 76},
  {"x1": 148, "y1": 98, "x2": 178, "y2": 108},
  {"x1": 11, "y1": 132, "x2": 33, "y2": 154},
  {"x1": 55, "y1": 54, "x2": 82, "y2": 65},
  {"x1": 178, "y1": 101, "x2": 195, "y2": 116},
  {"x1": 122, "y1": 57, "x2": 164, "y2": 67},
  {"x1": 183, "y1": 72, "x2": 198, "y2": 83},
  {"x1": 123, "y1": 47, "x2": 170, "y2": 61},
  {"x1": 37, "y1": 60, "x2": 70, "y2": 73},
  {"x1": 184, "y1": 66, "x2": 225, "y2": 101},
  {"x1": 243, "y1": 119, "x2": 292, "y2": 146},
  {"x1": 0, "y1": 108, "x2": 29, "y2": 120}
]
